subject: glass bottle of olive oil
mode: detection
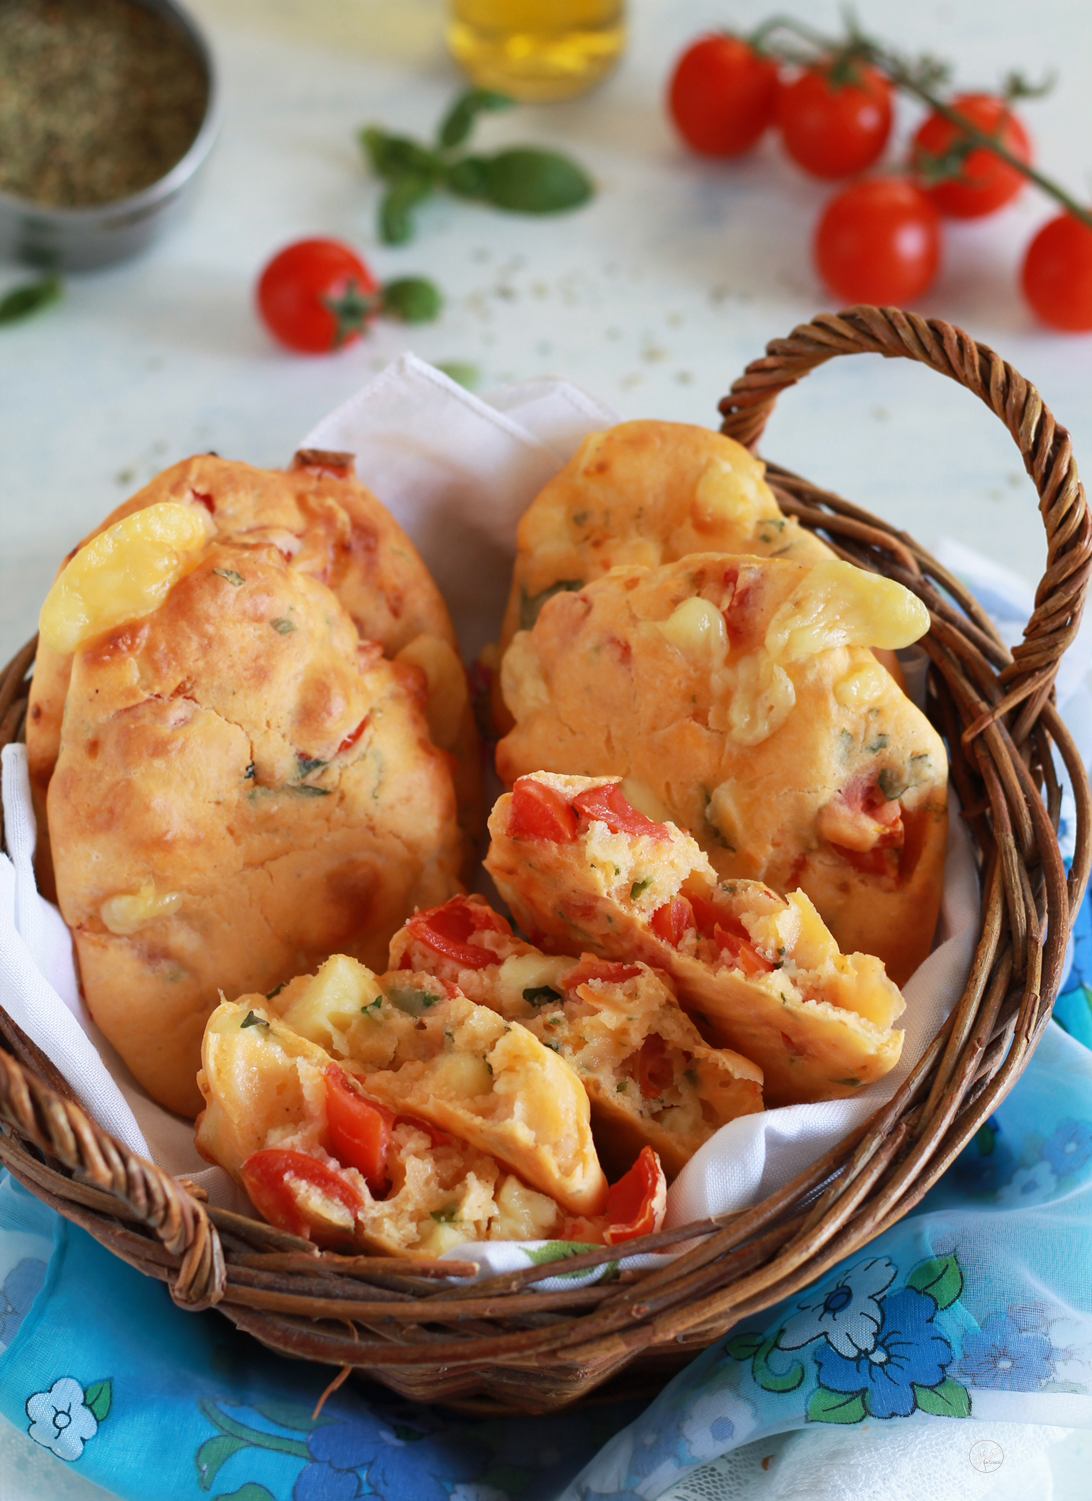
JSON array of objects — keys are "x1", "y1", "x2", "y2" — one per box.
[{"x1": 448, "y1": 1, "x2": 625, "y2": 102}]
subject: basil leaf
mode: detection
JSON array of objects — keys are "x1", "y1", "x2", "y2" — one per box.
[
  {"x1": 436, "y1": 361, "x2": 479, "y2": 390},
  {"x1": 240, "y1": 1011, "x2": 269, "y2": 1029},
  {"x1": 385, "y1": 986, "x2": 443, "y2": 1016},
  {"x1": 479, "y1": 148, "x2": 594, "y2": 214},
  {"x1": 523, "y1": 985, "x2": 563, "y2": 1007},
  {"x1": 519, "y1": 578, "x2": 582, "y2": 631},
  {"x1": 381, "y1": 277, "x2": 442, "y2": 324},
  {"x1": 0, "y1": 274, "x2": 61, "y2": 325},
  {"x1": 361, "y1": 127, "x2": 437, "y2": 180},
  {"x1": 380, "y1": 174, "x2": 435, "y2": 244},
  {"x1": 437, "y1": 88, "x2": 512, "y2": 151},
  {"x1": 443, "y1": 154, "x2": 494, "y2": 202}
]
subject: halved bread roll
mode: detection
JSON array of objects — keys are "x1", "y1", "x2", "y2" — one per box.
[
  {"x1": 485, "y1": 774, "x2": 907, "y2": 1107},
  {"x1": 196, "y1": 999, "x2": 570, "y2": 1256},
  {"x1": 390, "y1": 896, "x2": 763, "y2": 1177},
  {"x1": 266, "y1": 954, "x2": 608, "y2": 1216}
]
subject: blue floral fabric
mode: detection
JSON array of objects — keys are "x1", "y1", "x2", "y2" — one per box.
[
  {"x1": 0, "y1": 1169, "x2": 644, "y2": 1500},
  {"x1": 4, "y1": 1010, "x2": 1091, "y2": 1500},
  {"x1": 561, "y1": 1020, "x2": 1092, "y2": 1499}
]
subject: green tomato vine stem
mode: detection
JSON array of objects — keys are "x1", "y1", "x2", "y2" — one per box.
[{"x1": 748, "y1": 13, "x2": 1092, "y2": 232}]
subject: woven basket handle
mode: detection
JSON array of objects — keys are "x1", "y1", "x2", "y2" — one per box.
[
  {"x1": 718, "y1": 306, "x2": 1092, "y2": 739},
  {"x1": 0, "y1": 1050, "x2": 224, "y2": 1310}
]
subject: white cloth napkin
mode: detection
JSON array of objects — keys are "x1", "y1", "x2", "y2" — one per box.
[{"x1": 0, "y1": 356, "x2": 990, "y2": 1243}]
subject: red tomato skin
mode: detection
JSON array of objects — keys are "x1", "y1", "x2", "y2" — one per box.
[
  {"x1": 602, "y1": 1147, "x2": 667, "y2": 1244},
  {"x1": 1022, "y1": 213, "x2": 1092, "y2": 332},
  {"x1": 257, "y1": 239, "x2": 377, "y2": 355},
  {"x1": 241, "y1": 1149, "x2": 363, "y2": 1243},
  {"x1": 913, "y1": 95, "x2": 1031, "y2": 219},
  {"x1": 406, "y1": 896, "x2": 510, "y2": 969},
  {"x1": 324, "y1": 1066, "x2": 394, "y2": 1192},
  {"x1": 668, "y1": 35, "x2": 780, "y2": 158},
  {"x1": 713, "y1": 924, "x2": 775, "y2": 977},
  {"x1": 508, "y1": 778, "x2": 579, "y2": 842},
  {"x1": 649, "y1": 896, "x2": 695, "y2": 947},
  {"x1": 814, "y1": 178, "x2": 941, "y2": 305},
  {"x1": 563, "y1": 958, "x2": 643, "y2": 990},
  {"x1": 571, "y1": 783, "x2": 669, "y2": 839},
  {"x1": 778, "y1": 64, "x2": 893, "y2": 180}
]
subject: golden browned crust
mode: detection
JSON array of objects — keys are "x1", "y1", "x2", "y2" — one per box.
[
  {"x1": 489, "y1": 420, "x2": 902, "y2": 735},
  {"x1": 49, "y1": 543, "x2": 462, "y2": 1116},
  {"x1": 498, "y1": 421, "x2": 832, "y2": 654},
  {"x1": 495, "y1": 557, "x2": 947, "y2": 983},
  {"x1": 27, "y1": 452, "x2": 479, "y2": 889}
]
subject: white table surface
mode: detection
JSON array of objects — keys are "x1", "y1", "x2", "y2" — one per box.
[{"x1": 1, "y1": 1, "x2": 1091, "y2": 1495}]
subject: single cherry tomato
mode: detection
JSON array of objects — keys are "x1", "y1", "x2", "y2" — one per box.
[
  {"x1": 777, "y1": 62, "x2": 892, "y2": 180},
  {"x1": 406, "y1": 896, "x2": 510, "y2": 969},
  {"x1": 601, "y1": 1147, "x2": 667, "y2": 1245},
  {"x1": 324, "y1": 1066, "x2": 395, "y2": 1192},
  {"x1": 257, "y1": 239, "x2": 379, "y2": 354},
  {"x1": 571, "y1": 783, "x2": 670, "y2": 839},
  {"x1": 667, "y1": 35, "x2": 780, "y2": 158},
  {"x1": 814, "y1": 178, "x2": 941, "y2": 305},
  {"x1": 649, "y1": 896, "x2": 695, "y2": 947},
  {"x1": 1022, "y1": 213, "x2": 1092, "y2": 331},
  {"x1": 912, "y1": 94, "x2": 1031, "y2": 219},
  {"x1": 508, "y1": 777, "x2": 579, "y2": 842},
  {"x1": 241, "y1": 1149, "x2": 363, "y2": 1245}
]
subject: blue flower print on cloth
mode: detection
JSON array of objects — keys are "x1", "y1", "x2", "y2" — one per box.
[
  {"x1": 778, "y1": 1256, "x2": 895, "y2": 1359},
  {"x1": 0, "y1": 1257, "x2": 46, "y2": 1347},
  {"x1": 26, "y1": 1376, "x2": 111, "y2": 1462},
  {"x1": 1042, "y1": 1118, "x2": 1092, "y2": 1177},
  {"x1": 958, "y1": 1312, "x2": 1054, "y2": 1392},
  {"x1": 291, "y1": 1408, "x2": 489, "y2": 1501},
  {"x1": 812, "y1": 1288, "x2": 953, "y2": 1420}
]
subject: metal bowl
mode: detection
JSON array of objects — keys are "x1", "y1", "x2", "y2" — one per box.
[{"x1": 0, "y1": 0, "x2": 220, "y2": 271}]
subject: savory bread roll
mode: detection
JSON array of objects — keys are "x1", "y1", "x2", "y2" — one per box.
[
  {"x1": 28, "y1": 450, "x2": 482, "y2": 893},
  {"x1": 265, "y1": 953, "x2": 608, "y2": 1216},
  {"x1": 486, "y1": 774, "x2": 908, "y2": 1106},
  {"x1": 46, "y1": 531, "x2": 462, "y2": 1116},
  {"x1": 197, "y1": 999, "x2": 572, "y2": 1256},
  {"x1": 389, "y1": 896, "x2": 764, "y2": 1177},
  {"x1": 496, "y1": 554, "x2": 947, "y2": 983},
  {"x1": 499, "y1": 420, "x2": 833, "y2": 654}
]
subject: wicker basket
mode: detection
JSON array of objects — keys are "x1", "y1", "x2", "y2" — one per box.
[{"x1": 2, "y1": 307, "x2": 1090, "y2": 1417}]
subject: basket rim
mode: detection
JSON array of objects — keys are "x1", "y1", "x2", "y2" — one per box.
[{"x1": 1, "y1": 305, "x2": 1090, "y2": 1414}]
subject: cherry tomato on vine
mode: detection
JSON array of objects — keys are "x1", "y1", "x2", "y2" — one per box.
[
  {"x1": 667, "y1": 35, "x2": 780, "y2": 158},
  {"x1": 1021, "y1": 213, "x2": 1092, "y2": 331},
  {"x1": 257, "y1": 238, "x2": 379, "y2": 354},
  {"x1": 912, "y1": 94, "x2": 1031, "y2": 219},
  {"x1": 777, "y1": 62, "x2": 893, "y2": 179},
  {"x1": 814, "y1": 178, "x2": 941, "y2": 305}
]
